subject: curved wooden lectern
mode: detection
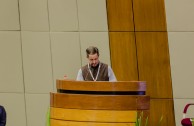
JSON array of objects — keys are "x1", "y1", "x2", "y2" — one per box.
[{"x1": 50, "y1": 80, "x2": 150, "y2": 126}]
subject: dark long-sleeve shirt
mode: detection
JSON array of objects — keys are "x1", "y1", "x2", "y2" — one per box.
[{"x1": 0, "y1": 106, "x2": 6, "y2": 126}]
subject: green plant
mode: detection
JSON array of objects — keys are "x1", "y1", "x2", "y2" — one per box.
[
  {"x1": 192, "y1": 118, "x2": 194, "y2": 126},
  {"x1": 135, "y1": 112, "x2": 163, "y2": 126},
  {"x1": 157, "y1": 115, "x2": 163, "y2": 126},
  {"x1": 46, "y1": 107, "x2": 50, "y2": 126},
  {"x1": 135, "y1": 112, "x2": 148, "y2": 126}
]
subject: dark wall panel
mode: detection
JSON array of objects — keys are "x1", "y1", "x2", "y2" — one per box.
[
  {"x1": 136, "y1": 32, "x2": 172, "y2": 98},
  {"x1": 149, "y1": 99, "x2": 175, "y2": 126},
  {"x1": 133, "y1": 0, "x2": 167, "y2": 31},
  {"x1": 106, "y1": 0, "x2": 175, "y2": 125},
  {"x1": 106, "y1": 0, "x2": 134, "y2": 31},
  {"x1": 109, "y1": 32, "x2": 138, "y2": 81}
]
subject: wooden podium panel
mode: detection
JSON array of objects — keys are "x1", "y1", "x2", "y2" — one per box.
[
  {"x1": 50, "y1": 107, "x2": 136, "y2": 122},
  {"x1": 50, "y1": 80, "x2": 150, "y2": 126},
  {"x1": 50, "y1": 119, "x2": 136, "y2": 126},
  {"x1": 50, "y1": 93, "x2": 150, "y2": 110}
]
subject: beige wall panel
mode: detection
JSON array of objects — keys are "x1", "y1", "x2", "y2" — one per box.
[
  {"x1": 149, "y1": 99, "x2": 175, "y2": 126},
  {"x1": 133, "y1": 0, "x2": 167, "y2": 31},
  {"x1": 0, "y1": 31, "x2": 23, "y2": 92},
  {"x1": 19, "y1": 0, "x2": 49, "y2": 31},
  {"x1": 77, "y1": 0, "x2": 108, "y2": 31},
  {"x1": 25, "y1": 94, "x2": 50, "y2": 126},
  {"x1": 21, "y1": 32, "x2": 53, "y2": 93},
  {"x1": 168, "y1": 32, "x2": 194, "y2": 98},
  {"x1": 174, "y1": 99, "x2": 194, "y2": 126},
  {"x1": 165, "y1": 0, "x2": 194, "y2": 31},
  {"x1": 136, "y1": 32, "x2": 172, "y2": 98},
  {"x1": 106, "y1": 0, "x2": 134, "y2": 31},
  {"x1": 109, "y1": 32, "x2": 138, "y2": 81},
  {"x1": 0, "y1": 0, "x2": 20, "y2": 30},
  {"x1": 48, "y1": 0, "x2": 78, "y2": 31},
  {"x1": 50, "y1": 32, "x2": 81, "y2": 81},
  {"x1": 0, "y1": 93, "x2": 26, "y2": 126},
  {"x1": 79, "y1": 32, "x2": 110, "y2": 67}
]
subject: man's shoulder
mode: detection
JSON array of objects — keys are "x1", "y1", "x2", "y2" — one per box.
[
  {"x1": 81, "y1": 64, "x2": 88, "y2": 70},
  {"x1": 0, "y1": 105, "x2": 6, "y2": 113},
  {"x1": 101, "y1": 62, "x2": 111, "y2": 67},
  {"x1": 100, "y1": 62, "x2": 109, "y2": 69},
  {"x1": 0, "y1": 105, "x2": 4, "y2": 109},
  {"x1": 100, "y1": 62, "x2": 108, "y2": 66},
  {"x1": 101, "y1": 63, "x2": 113, "y2": 70}
]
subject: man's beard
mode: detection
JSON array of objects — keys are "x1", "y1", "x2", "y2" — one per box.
[{"x1": 90, "y1": 62, "x2": 99, "y2": 68}]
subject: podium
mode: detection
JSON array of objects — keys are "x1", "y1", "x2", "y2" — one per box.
[{"x1": 50, "y1": 80, "x2": 150, "y2": 126}]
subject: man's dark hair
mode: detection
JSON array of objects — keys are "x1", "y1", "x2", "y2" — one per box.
[{"x1": 86, "y1": 46, "x2": 99, "y2": 58}]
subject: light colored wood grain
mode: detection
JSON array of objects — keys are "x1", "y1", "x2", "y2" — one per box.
[
  {"x1": 50, "y1": 119, "x2": 136, "y2": 126},
  {"x1": 50, "y1": 107, "x2": 137, "y2": 122}
]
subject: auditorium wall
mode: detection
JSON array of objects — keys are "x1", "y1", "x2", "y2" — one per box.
[{"x1": 0, "y1": 0, "x2": 194, "y2": 126}]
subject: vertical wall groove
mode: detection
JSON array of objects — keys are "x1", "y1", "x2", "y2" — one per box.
[{"x1": 131, "y1": 0, "x2": 139, "y2": 80}]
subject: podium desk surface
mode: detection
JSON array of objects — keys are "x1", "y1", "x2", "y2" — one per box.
[{"x1": 57, "y1": 80, "x2": 146, "y2": 91}]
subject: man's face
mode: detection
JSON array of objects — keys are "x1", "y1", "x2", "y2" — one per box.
[{"x1": 88, "y1": 53, "x2": 99, "y2": 67}]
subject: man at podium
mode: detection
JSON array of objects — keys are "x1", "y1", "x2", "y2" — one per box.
[{"x1": 76, "y1": 46, "x2": 117, "y2": 82}]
